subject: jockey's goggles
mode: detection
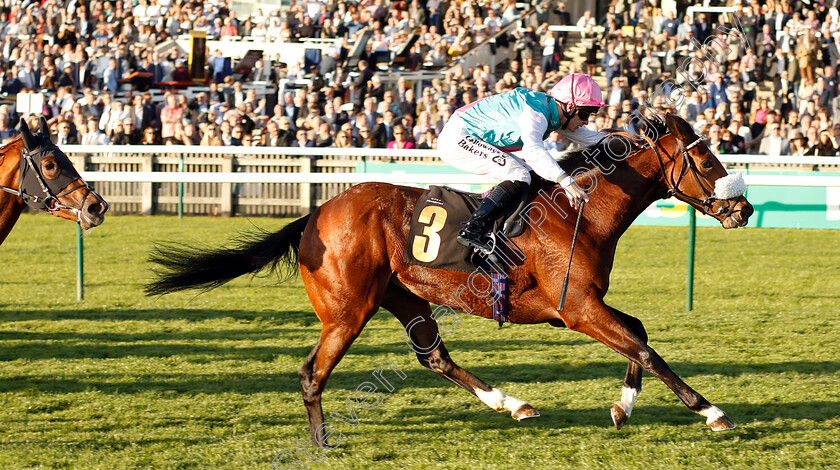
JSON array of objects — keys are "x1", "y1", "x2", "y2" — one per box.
[{"x1": 576, "y1": 106, "x2": 601, "y2": 122}]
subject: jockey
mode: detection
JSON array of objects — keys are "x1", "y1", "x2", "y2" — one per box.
[{"x1": 437, "y1": 73, "x2": 608, "y2": 251}]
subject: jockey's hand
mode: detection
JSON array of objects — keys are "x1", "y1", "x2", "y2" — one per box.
[{"x1": 560, "y1": 176, "x2": 589, "y2": 209}]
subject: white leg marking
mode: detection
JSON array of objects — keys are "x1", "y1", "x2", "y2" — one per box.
[
  {"x1": 616, "y1": 386, "x2": 639, "y2": 417},
  {"x1": 700, "y1": 405, "x2": 725, "y2": 424},
  {"x1": 474, "y1": 387, "x2": 527, "y2": 413}
]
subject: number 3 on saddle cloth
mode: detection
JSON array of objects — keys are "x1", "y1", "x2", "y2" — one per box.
[{"x1": 403, "y1": 185, "x2": 529, "y2": 325}]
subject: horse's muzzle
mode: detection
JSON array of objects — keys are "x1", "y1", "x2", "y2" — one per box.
[
  {"x1": 66, "y1": 184, "x2": 109, "y2": 230},
  {"x1": 721, "y1": 200, "x2": 753, "y2": 229},
  {"x1": 79, "y1": 193, "x2": 109, "y2": 229}
]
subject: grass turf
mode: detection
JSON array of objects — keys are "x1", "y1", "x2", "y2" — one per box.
[{"x1": 0, "y1": 214, "x2": 838, "y2": 469}]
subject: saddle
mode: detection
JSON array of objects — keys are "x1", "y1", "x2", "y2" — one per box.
[{"x1": 404, "y1": 185, "x2": 530, "y2": 274}]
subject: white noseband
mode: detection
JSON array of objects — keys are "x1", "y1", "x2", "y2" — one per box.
[{"x1": 713, "y1": 173, "x2": 746, "y2": 200}]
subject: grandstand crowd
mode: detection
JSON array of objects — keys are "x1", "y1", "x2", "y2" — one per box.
[{"x1": 0, "y1": 0, "x2": 839, "y2": 156}]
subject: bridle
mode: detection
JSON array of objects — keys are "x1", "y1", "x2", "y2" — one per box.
[
  {"x1": 609, "y1": 129, "x2": 733, "y2": 217},
  {"x1": 0, "y1": 141, "x2": 105, "y2": 222}
]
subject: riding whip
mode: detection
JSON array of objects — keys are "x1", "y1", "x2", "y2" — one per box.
[{"x1": 558, "y1": 200, "x2": 585, "y2": 311}]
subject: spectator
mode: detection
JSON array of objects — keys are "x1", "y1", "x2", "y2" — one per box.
[
  {"x1": 160, "y1": 93, "x2": 184, "y2": 140},
  {"x1": 387, "y1": 124, "x2": 414, "y2": 149},
  {"x1": 200, "y1": 123, "x2": 223, "y2": 146},
  {"x1": 291, "y1": 128, "x2": 315, "y2": 147},
  {"x1": 124, "y1": 119, "x2": 143, "y2": 145},
  {"x1": 759, "y1": 123, "x2": 791, "y2": 156},
  {"x1": 790, "y1": 132, "x2": 809, "y2": 156},
  {"x1": 577, "y1": 10, "x2": 596, "y2": 30},
  {"x1": 53, "y1": 120, "x2": 79, "y2": 145},
  {"x1": 56, "y1": 62, "x2": 76, "y2": 92},
  {"x1": 18, "y1": 61, "x2": 38, "y2": 92},
  {"x1": 101, "y1": 100, "x2": 127, "y2": 136},
  {"x1": 1, "y1": 69, "x2": 24, "y2": 95},
  {"x1": 263, "y1": 120, "x2": 289, "y2": 146},
  {"x1": 377, "y1": 90, "x2": 401, "y2": 117},
  {"x1": 416, "y1": 128, "x2": 437, "y2": 149},
  {"x1": 360, "y1": 97, "x2": 380, "y2": 132},
  {"x1": 350, "y1": 59, "x2": 375, "y2": 109},
  {"x1": 796, "y1": 32, "x2": 817, "y2": 84},
  {"x1": 412, "y1": 111, "x2": 435, "y2": 142},
  {"x1": 539, "y1": 29, "x2": 559, "y2": 74},
  {"x1": 165, "y1": 121, "x2": 189, "y2": 145},
  {"x1": 623, "y1": 50, "x2": 640, "y2": 88},
  {"x1": 110, "y1": 123, "x2": 131, "y2": 145},
  {"x1": 372, "y1": 110, "x2": 398, "y2": 148},
  {"x1": 229, "y1": 124, "x2": 245, "y2": 146},
  {"x1": 104, "y1": 58, "x2": 119, "y2": 93},
  {"x1": 172, "y1": 60, "x2": 191, "y2": 83},
  {"x1": 807, "y1": 129, "x2": 838, "y2": 156},
  {"x1": 602, "y1": 42, "x2": 621, "y2": 83},
  {"x1": 707, "y1": 73, "x2": 730, "y2": 109},
  {"x1": 141, "y1": 127, "x2": 161, "y2": 145},
  {"x1": 0, "y1": 112, "x2": 19, "y2": 141},
  {"x1": 333, "y1": 130, "x2": 354, "y2": 148},
  {"x1": 661, "y1": 10, "x2": 680, "y2": 38},
  {"x1": 82, "y1": 118, "x2": 110, "y2": 145},
  {"x1": 315, "y1": 123, "x2": 334, "y2": 147},
  {"x1": 693, "y1": 13, "x2": 712, "y2": 43},
  {"x1": 183, "y1": 124, "x2": 201, "y2": 146},
  {"x1": 722, "y1": 127, "x2": 746, "y2": 154},
  {"x1": 707, "y1": 125, "x2": 724, "y2": 154},
  {"x1": 606, "y1": 77, "x2": 629, "y2": 107},
  {"x1": 399, "y1": 89, "x2": 417, "y2": 120},
  {"x1": 356, "y1": 125, "x2": 375, "y2": 148},
  {"x1": 805, "y1": 125, "x2": 819, "y2": 149}
]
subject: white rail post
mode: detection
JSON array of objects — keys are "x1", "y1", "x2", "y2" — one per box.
[
  {"x1": 142, "y1": 155, "x2": 154, "y2": 215},
  {"x1": 300, "y1": 157, "x2": 312, "y2": 215},
  {"x1": 220, "y1": 156, "x2": 233, "y2": 217}
]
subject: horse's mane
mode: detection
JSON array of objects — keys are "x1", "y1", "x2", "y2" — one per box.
[
  {"x1": 557, "y1": 116, "x2": 670, "y2": 175},
  {"x1": 0, "y1": 134, "x2": 22, "y2": 150}
]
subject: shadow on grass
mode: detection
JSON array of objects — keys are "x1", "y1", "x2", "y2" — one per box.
[
  {"x1": 385, "y1": 400, "x2": 840, "y2": 436},
  {"x1": 0, "y1": 331, "x2": 589, "y2": 360},
  {"x1": 0, "y1": 307, "x2": 588, "y2": 362},
  {"x1": 2, "y1": 360, "x2": 837, "y2": 396},
  {"x1": 0, "y1": 308, "x2": 319, "y2": 323}
]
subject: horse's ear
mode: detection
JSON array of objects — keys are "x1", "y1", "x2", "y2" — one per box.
[
  {"x1": 19, "y1": 118, "x2": 35, "y2": 151},
  {"x1": 665, "y1": 112, "x2": 694, "y2": 140},
  {"x1": 39, "y1": 116, "x2": 50, "y2": 136}
]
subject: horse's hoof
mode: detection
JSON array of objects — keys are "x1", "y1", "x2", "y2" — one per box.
[
  {"x1": 611, "y1": 402, "x2": 628, "y2": 430},
  {"x1": 707, "y1": 414, "x2": 736, "y2": 431},
  {"x1": 512, "y1": 404, "x2": 540, "y2": 421}
]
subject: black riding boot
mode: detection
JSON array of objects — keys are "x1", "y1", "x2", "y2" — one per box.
[{"x1": 457, "y1": 180, "x2": 528, "y2": 251}]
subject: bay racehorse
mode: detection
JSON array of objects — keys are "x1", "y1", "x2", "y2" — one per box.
[
  {"x1": 0, "y1": 118, "x2": 108, "y2": 245},
  {"x1": 146, "y1": 113, "x2": 753, "y2": 445}
]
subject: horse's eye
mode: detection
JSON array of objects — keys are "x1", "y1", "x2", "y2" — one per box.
[
  {"x1": 42, "y1": 159, "x2": 60, "y2": 178},
  {"x1": 701, "y1": 160, "x2": 713, "y2": 170}
]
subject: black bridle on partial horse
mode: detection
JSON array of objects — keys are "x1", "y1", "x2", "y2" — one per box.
[
  {"x1": 0, "y1": 141, "x2": 104, "y2": 221},
  {"x1": 611, "y1": 129, "x2": 731, "y2": 218},
  {"x1": 656, "y1": 134, "x2": 731, "y2": 217}
]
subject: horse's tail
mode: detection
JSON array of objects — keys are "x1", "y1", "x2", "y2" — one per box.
[{"x1": 145, "y1": 214, "x2": 311, "y2": 296}]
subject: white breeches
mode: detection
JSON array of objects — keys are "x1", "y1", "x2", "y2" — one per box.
[{"x1": 437, "y1": 116, "x2": 533, "y2": 184}]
